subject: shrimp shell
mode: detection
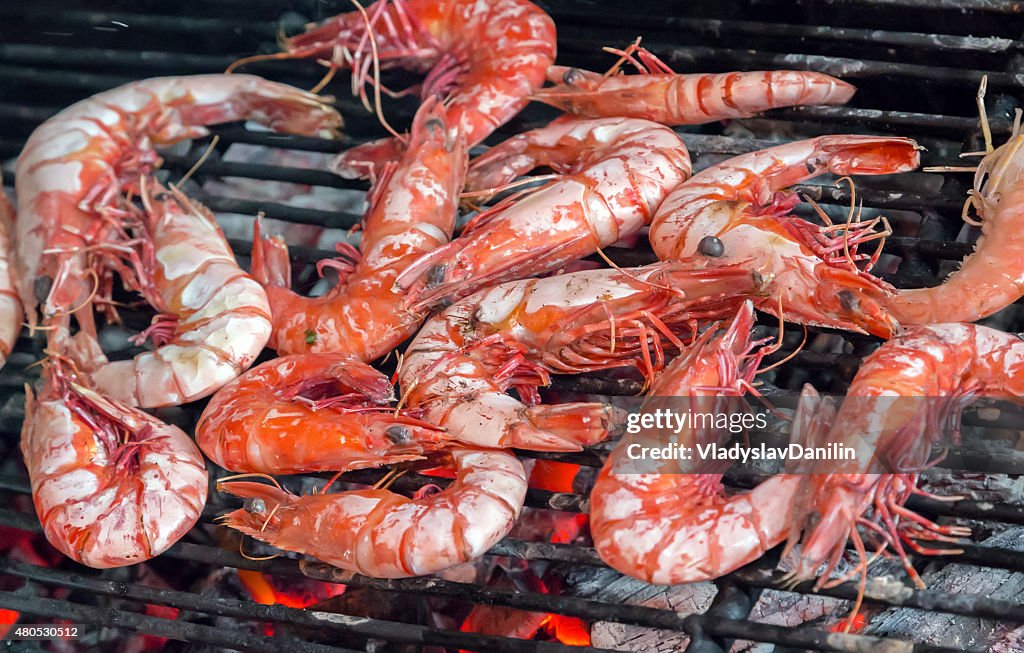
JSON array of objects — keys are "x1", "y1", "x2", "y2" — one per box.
[
  {"x1": 591, "y1": 302, "x2": 822, "y2": 584},
  {"x1": 252, "y1": 97, "x2": 466, "y2": 358},
  {"x1": 649, "y1": 135, "x2": 921, "y2": 337},
  {"x1": 400, "y1": 117, "x2": 691, "y2": 310},
  {"x1": 399, "y1": 264, "x2": 758, "y2": 451},
  {"x1": 59, "y1": 179, "x2": 272, "y2": 408},
  {"x1": 0, "y1": 192, "x2": 21, "y2": 370},
  {"x1": 886, "y1": 133, "x2": 1024, "y2": 323},
  {"x1": 14, "y1": 74, "x2": 341, "y2": 330},
  {"x1": 196, "y1": 353, "x2": 453, "y2": 474},
  {"x1": 535, "y1": 47, "x2": 855, "y2": 125},
  {"x1": 21, "y1": 358, "x2": 207, "y2": 568},
  {"x1": 286, "y1": 0, "x2": 556, "y2": 178},
  {"x1": 219, "y1": 448, "x2": 526, "y2": 578}
]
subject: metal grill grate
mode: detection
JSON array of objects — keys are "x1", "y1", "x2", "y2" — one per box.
[{"x1": 2, "y1": 1, "x2": 1024, "y2": 652}]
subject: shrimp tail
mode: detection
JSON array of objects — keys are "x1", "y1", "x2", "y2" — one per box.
[
  {"x1": 251, "y1": 219, "x2": 292, "y2": 289},
  {"x1": 218, "y1": 481, "x2": 296, "y2": 538},
  {"x1": 515, "y1": 402, "x2": 624, "y2": 451}
]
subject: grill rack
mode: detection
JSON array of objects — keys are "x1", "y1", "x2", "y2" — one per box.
[{"x1": 2, "y1": 1, "x2": 1024, "y2": 651}]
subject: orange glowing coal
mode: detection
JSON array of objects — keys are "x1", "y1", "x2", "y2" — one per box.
[
  {"x1": 237, "y1": 569, "x2": 345, "y2": 610},
  {"x1": 529, "y1": 460, "x2": 580, "y2": 494}
]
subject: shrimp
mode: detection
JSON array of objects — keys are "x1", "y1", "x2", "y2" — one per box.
[
  {"x1": 786, "y1": 322, "x2": 1023, "y2": 590},
  {"x1": 195, "y1": 353, "x2": 453, "y2": 474},
  {"x1": 282, "y1": 0, "x2": 555, "y2": 179},
  {"x1": 649, "y1": 135, "x2": 921, "y2": 338},
  {"x1": 251, "y1": 97, "x2": 466, "y2": 358},
  {"x1": 398, "y1": 264, "x2": 758, "y2": 451},
  {"x1": 56, "y1": 178, "x2": 272, "y2": 408},
  {"x1": 14, "y1": 74, "x2": 341, "y2": 332},
  {"x1": 590, "y1": 302, "x2": 818, "y2": 584},
  {"x1": 20, "y1": 353, "x2": 207, "y2": 568},
  {"x1": 398, "y1": 117, "x2": 692, "y2": 310},
  {"x1": 218, "y1": 447, "x2": 527, "y2": 578},
  {"x1": 534, "y1": 44, "x2": 855, "y2": 125},
  {"x1": 0, "y1": 192, "x2": 22, "y2": 370},
  {"x1": 886, "y1": 132, "x2": 1024, "y2": 323}
]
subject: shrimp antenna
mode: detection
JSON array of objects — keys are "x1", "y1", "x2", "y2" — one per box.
[
  {"x1": 839, "y1": 176, "x2": 861, "y2": 271},
  {"x1": 217, "y1": 472, "x2": 284, "y2": 491},
  {"x1": 46, "y1": 268, "x2": 101, "y2": 321},
  {"x1": 977, "y1": 74, "x2": 994, "y2": 155},
  {"x1": 225, "y1": 51, "x2": 296, "y2": 74},
  {"x1": 593, "y1": 244, "x2": 677, "y2": 295},
  {"x1": 373, "y1": 466, "x2": 406, "y2": 490},
  {"x1": 309, "y1": 60, "x2": 340, "y2": 94},
  {"x1": 238, "y1": 537, "x2": 282, "y2": 562},
  {"x1": 349, "y1": 0, "x2": 405, "y2": 143},
  {"x1": 458, "y1": 174, "x2": 558, "y2": 201},
  {"x1": 177, "y1": 136, "x2": 220, "y2": 188},
  {"x1": 318, "y1": 470, "x2": 346, "y2": 495},
  {"x1": 601, "y1": 36, "x2": 643, "y2": 78},
  {"x1": 755, "y1": 297, "x2": 808, "y2": 375}
]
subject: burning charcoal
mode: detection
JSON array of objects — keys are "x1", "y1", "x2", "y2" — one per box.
[
  {"x1": 571, "y1": 566, "x2": 715, "y2": 651},
  {"x1": 864, "y1": 526, "x2": 1024, "y2": 649}
]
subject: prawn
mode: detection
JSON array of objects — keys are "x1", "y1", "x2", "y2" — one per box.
[
  {"x1": 218, "y1": 447, "x2": 527, "y2": 578},
  {"x1": 251, "y1": 97, "x2": 466, "y2": 358},
  {"x1": 14, "y1": 74, "x2": 341, "y2": 333},
  {"x1": 399, "y1": 117, "x2": 692, "y2": 310},
  {"x1": 590, "y1": 301, "x2": 815, "y2": 584},
  {"x1": 786, "y1": 322, "x2": 1022, "y2": 590},
  {"x1": 886, "y1": 130, "x2": 1024, "y2": 323},
  {"x1": 649, "y1": 135, "x2": 921, "y2": 338},
  {"x1": 281, "y1": 0, "x2": 555, "y2": 179},
  {"x1": 196, "y1": 353, "x2": 453, "y2": 474},
  {"x1": 0, "y1": 192, "x2": 21, "y2": 370},
  {"x1": 398, "y1": 264, "x2": 759, "y2": 451},
  {"x1": 56, "y1": 178, "x2": 272, "y2": 408},
  {"x1": 20, "y1": 352, "x2": 207, "y2": 568},
  {"x1": 534, "y1": 43, "x2": 855, "y2": 125}
]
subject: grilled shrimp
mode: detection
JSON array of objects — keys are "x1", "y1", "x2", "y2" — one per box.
[
  {"x1": 196, "y1": 353, "x2": 452, "y2": 474},
  {"x1": 787, "y1": 323, "x2": 1024, "y2": 589},
  {"x1": 284, "y1": 0, "x2": 555, "y2": 179},
  {"x1": 0, "y1": 192, "x2": 21, "y2": 370},
  {"x1": 398, "y1": 264, "x2": 758, "y2": 451},
  {"x1": 14, "y1": 74, "x2": 341, "y2": 332},
  {"x1": 886, "y1": 133, "x2": 1024, "y2": 323},
  {"x1": 252, "y1": 98, "x2": 466, "y2": 358},
  {"x1": 219, "y1": 448, "x2": 527, "y2": 578},
  {"x1": 649, "y1": 135, "x2": 921, "y2": 338},
  {"x1": 534, "y1": 45, "x2": 855, "y2": 125},
  {"x1": 399, "y1": 117, "x2": 691, "y2": 309},
  {"x1": 21, "y1": 354, "x2": 207, "y2": 568},
  {"x1": 58, "y1": 179, "x2": 271, "y2": 408},
  {"x1": 592, "y1": 302, "x2": 812, "y2": 584}
]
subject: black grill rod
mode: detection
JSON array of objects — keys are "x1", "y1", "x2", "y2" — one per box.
[
  {"x1": 160, "y1": 152, "x2": 370, "y2": 191},
  {"x1": 0, "y1": 592, "x2": 355, "y2": 653},
  {"x1": 560, "y1": 41, "x2": 1024, "y2": 89},
  {"x1": 789, "y1": 0, "x2": 1024, "y2": 13},
  {"x1": 0, "y1": 8, "x2": 279, "y2": 39},
  {"x1": 551, "y1": 11, "x2": 1023, "y2": 54},
  {"x1": 0, "y1": 559, "x2": 615, "y2": 653},
  {"x1": 0, "y1": 43, "x2": 236, "y2": 73}
]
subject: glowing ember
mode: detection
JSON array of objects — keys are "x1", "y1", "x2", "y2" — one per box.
[
  {"x1": 529, "y1": 460, "x2": 580, "y2": 493},
  {"x1": 237, "y1": 569, "x2": 345, "y2": 609}
]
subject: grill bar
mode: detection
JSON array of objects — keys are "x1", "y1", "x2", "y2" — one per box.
[{"x1": 0, "y1": 593, "x2": 356, "y2": 653}]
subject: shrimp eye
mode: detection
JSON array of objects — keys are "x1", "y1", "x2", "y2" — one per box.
[
  {"x1": 426, "y1": 264, "x2": 448, "y2": 288},
  {"x1": 837, "y1": 290, "x2": 859, "y2": 311},
  {"x1": 154, "y1": 192, "x2": 171, "y2": 202},
  {"x1": 243, "y1": 498, "x2": 267, "y2": 514},
  {"x1": 697, "y1": 236, "x2": 725, "y2": 257},
  {"x1": 424, "y1": 118, "x2": 445, "y2": 137},
  {"x1": 385, "y1": 425, "x2": 411, "y2": 444},
  {"x1": 34, "y1": 276, "x2": 53, "y2": 303},
  {"x1": 562, "y1": 68, "x2": 585, "y2": 85}
]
